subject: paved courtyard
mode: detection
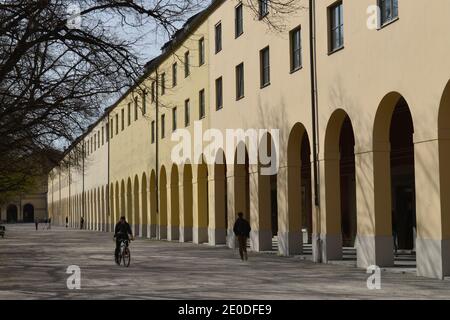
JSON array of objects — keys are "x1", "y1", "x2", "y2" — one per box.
[{"x1": 0, "y1": 224, "x2": 450, "y2": 300}]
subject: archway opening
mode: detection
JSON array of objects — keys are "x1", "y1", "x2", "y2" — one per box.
[
  {"x1": 340, "y1": 116, "x2": 357, "y2": 250},
  {"x1": 390, "y1": 98, "x2": 416, "y2": 260},
  {"x1": 159, "y1": 166, "x2": 168, "y2": 240},
  {"x1": 141, "y1": 173, "x2": 148, "y2": 238},
  {"x1": 214, "y1": 149, "x2": 227, "y2": 245},
  {"x1": 196, "y1": 159, "x2": 209, "y2": 244},
  {"x1": 170, "y1": 165, "x2": 180, "y2": 241},
  {"x1": 150, "y1": 171, "x2": 157, "y2": 238},
  {"x1": 7, "y1": 204, "x2": 18, "y2": 223},
  {"x1": 23, "y1": 204, "x2": 34, "y2": 223},
  {"x1": 182, "y1": 164, "x2": 193, "y2": 242},
  {"x1": 133, "y1": 176, "x2": 140, "y2": 237}
]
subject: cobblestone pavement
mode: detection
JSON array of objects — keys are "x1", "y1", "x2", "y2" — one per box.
[{"x1": 0, "y1": 224, "x2": 449, "y2": 300}]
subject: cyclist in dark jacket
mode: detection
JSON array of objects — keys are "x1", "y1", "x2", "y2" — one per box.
[
  {"x1": 114, "y1": 216, "x2": 134, "y2": 263},
  {"x1": 233, "y1": 212, "x2": 251, "y2": 261}
]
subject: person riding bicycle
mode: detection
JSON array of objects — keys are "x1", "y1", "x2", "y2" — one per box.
[{"x1": 114, "y1": 216, "x2": 134, "y2": 264}]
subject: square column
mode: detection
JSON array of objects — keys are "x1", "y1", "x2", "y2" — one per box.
[
  {"x1": 249, "y1": 165, "x2": 272, "y2": 252},
  {"x1": 208, "y1": 175, "x2": 227, "y2": 246},
  {"x1": 277, "y1": 165, "x2": 303, "y2": 256}
]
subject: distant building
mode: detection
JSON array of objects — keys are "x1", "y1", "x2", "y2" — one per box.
[{"x1": 0, "y1": 177, "x2": 48, "y2": 223}]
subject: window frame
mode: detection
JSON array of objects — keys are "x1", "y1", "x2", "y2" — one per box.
[
  {"x1": 328, "y1": 1, "x2": 344, "y2": 54},
  {"x1": 236, "y1": 62, "x2": 245, "y2": 100},
  {"x1": 259, "y1": 0, "x2": 269, "y2": 19},
  {"x1": 161, "y1": 114, "x2": 166, "y2": 139},
  {"x1": 172, "y1": 107, "x2": 177, "y2": 132},
  {"x1": 184, "y1": 52, "x2": 190, "y2": 78},
  {"x1": 216, "y1": 77, "x2": 223, "y2": 110},
  {"x1": 185, "y1": 99, "x2": 190, "y2": 127},
  {"x1": 290, "y1": 26, "x2": 302, "y2": 73},
  {"x1": 215, "y1": 22, "x2": 222, "y2": 54},
  {"x1": 172, "y1": 62, "x2": 177, "y2": 87},
  {"x1": 199, "y1": 89, "x2": 206, "y2": 119},
  {"x1": 260, "y1": 46, "x2": 270, "y2": 88},
  {"x1": 235, "y1": 3, "x2": 244, "y2": 38},
  {"x1": 199, "y1": 37, "x2": 205, "y2": 66},
  {"x1": 161, "y1": 73, "x2": 166, "y2": 95},
  {"x1": 378, "y1": 0, "x2": 399, "y2": 28}
]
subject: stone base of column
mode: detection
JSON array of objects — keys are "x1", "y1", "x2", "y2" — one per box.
[
  {"x1": 167, "y1": 225, "x2": 180, "y2": 241},
  {"x1": 179, "y1": 226, "x2": 193, "y2": 242},
  {"x1": 417, "y1": 238, "x2": 450, "y2": 279},
  {"x1": 133, "y1": 224, "x2": 139, "y2": 237},
  {"x1": 208, "y1": 228, "x2": 226, "y2": 246},
  {"x1": 312, "y1": 233, "x2": 342, "y2": 262},
  {"x1": 158, "y1": 225, "x2": 167, "y2": 240},
  {"x1": 141, "y1": 224, "x2": 148, "y2": 238},
  {"x1": 356, "y1": 235, "x2": 394, "y2": 268},
  {"x1": 250, "y1": 230, "x2": 272, "y2": 252},
  {"x1": 227, "y1": 229, "x2": 236, "y2": 249},
  {"x1": 193, "y1": 227, "x2": 208, "y2": 244},
  {"x1": 278, "y1": 231, "x2": 302, "y2": 256},
  {"x1": 149, "y1": 224, "x2": 156, "y2": 238}
]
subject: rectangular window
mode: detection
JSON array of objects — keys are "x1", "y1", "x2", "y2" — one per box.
[
  {"x1": 94, "y1": 135, "x2": 96, "y2": 151},
  {"x1": 102, "y1": 127, "x2": 104, "y2": 145},
  {"x1": 142, "y1": 91, "x2": 147, "y2": 115},
  {"x1": 379, "y1": 0, "x2": 398, "y2": 26},
  {"x1": 161, "y1": 73, "x2": 166, "y2": 95},
  {"x1": 172, "y1": 107, "x2": 177, "y2": 132},
  {"x1": 184, "y1": 52, "x2": 190, "y2": 78},
  {"x1": 290, "y1": 27, "x2": 302, "y2": 72},
  {"x1": 199, "y1": 89, "x2": 205, "y2": 119},
  {"x1": 151, "y1": 121, "x2": 155, "y2": 144},
  {"x1": 98, "y1": 131, "x2": 100, "y2": 148},
  {"x1": 236, "y1": 63, "x2": 244, "y2": 100},
  {"x1": 235, "y1": 3, "x2": 243, "y2": 38},
  {"x1": 121, "y1": 109, "x2": 124, "y2": 131},
  {"x1": 106, "y1": 123, "x2": 109, "y2": 142},
  {"x1": 115, "y1": 114, "x2": 119, "y2": 134},
  {"x1": 110, "y1": 118, "x2": 113, "y2": 138},
  {"x1": 128, "y1": 103, "x2": 131, "y2": 126},
  {"x1": 134, "y1": 97, "x2": 138, "y2": 121},
  {"x1": 172, "y1": 63, "x2": 177, "y2": 87},
  {"x1": 185, "y1": 99, "x2": 190, "y2": 127},
  {"x1": 215, "y1": 22, "x2": 222, "y2": 53},
  {"x1": 259, "y1": 0, "x2": 269, "y2": 18},
  {"x1": 216, "y1": 77, "x2": 223, "y2": 110},
  {"x1": 161, "y1": 114, "x2": 165, "y2": 139},
  {"x1": 199, "y1": 38, "x2": 205, "y2": 66},
  {"x1": 329, "y1": 2, "x2": 344, "y2": 52},
  {"x1": 151, "y1": 81, "x2": 155, "y2": 102},
  {"x1": 260, "y1": 46, "x2": 270, "y2": 87}
]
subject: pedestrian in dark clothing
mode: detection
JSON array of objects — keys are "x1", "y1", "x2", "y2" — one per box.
[
  {"x1": 80, "y1": 217, "x2": 84, "y2": 230},
  {"x1": 65, "y1": 216, "x2": 69, "y2": 228},
  {"x1": 48, "y1": 217, "x2": 51, "y2": 230},
  {"x1": 35, "y1": 218, "x2": 39, "y2": 231},
  {"x1": 233, "y1": 212, "x2": 251, "y2": 261}
]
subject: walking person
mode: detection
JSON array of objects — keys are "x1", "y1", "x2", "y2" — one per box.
[
  {"x1": 80, "y1": 216, "x2": 84, "y2": 230},
  {"x1": 233, "y1": 212, "x2": 251, "y2": 261},
  {"x1": 65, "y1": 216, "x2": 69, "y2": 228},
  {"x1": 48, "y1": 217, "x2": 51, "y2": 230},
  {"x1": 35, "y1": 217, "x2": 39, "y2": 231}
]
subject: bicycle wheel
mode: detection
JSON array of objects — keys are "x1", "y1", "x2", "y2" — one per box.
[{"x1": 122, "y1": 247, "x2": 131, "y2": 267}]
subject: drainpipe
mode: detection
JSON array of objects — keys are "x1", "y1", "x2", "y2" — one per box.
[
  {"x1": 107, "y1": 117, "x2": 110, "y2": 232},
  {"x1": 309, "y1": 0, "x2": 322, "y2": 262}
]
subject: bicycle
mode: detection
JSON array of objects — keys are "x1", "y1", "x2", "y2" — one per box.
[{"x1": 115, "y1": 238, "x2": 131, "y2": 267}]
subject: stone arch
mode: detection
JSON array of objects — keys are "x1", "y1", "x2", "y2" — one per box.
[
  {"x1": 150, "y1": 170, "x2": 157, "y2": 238},
  {"x1": 126, "y1": 178, "x2": 132, "y2": 224},
  {"x1": 133, "y1": 175, "x2": 140, "y2": 236},
  {"x1": 169, "y1": 164, "x2": 180, "y2": 241},
  {"x1": 323, "y1": 109, "x2": 357, "y2": 261},
  {"x1": 281, "y1": 122, "x2": 313, "y2": 255},
  {"x1": 373, "y1": 92, "x2": 416, "y2": 266},
  {"x1": 141, "y1": 172, "x2": 149, "y2": 238},
  {"x1": 211, "y1": 149, "x2": 227, "y2": 245},
  {"x1": 181, "y1": 163, "x2": 193, "y2": 242},
  {"x1": 23, "y1": 203, "x2": 34, "y2": 223},
  {"x1": 7, "y1": 204, "x2": 18, "y2": 223},
  {"x1": 159, "y1": 166, "x2": 168, "y2": 240},
  {"x1": 195, "y1": 157, "x2": 209, "y2": 244}
]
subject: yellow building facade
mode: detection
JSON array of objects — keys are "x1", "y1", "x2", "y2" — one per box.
[{"x1": 48, "y1": 0, "x2": 450, "y2": 279}]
